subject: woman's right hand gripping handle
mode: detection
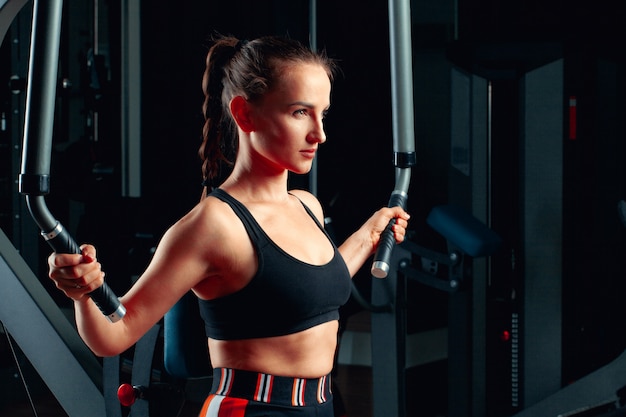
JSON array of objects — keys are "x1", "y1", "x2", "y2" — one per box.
[{"x1": 48, "y1": 244, "x2": 126, "y2": 322}]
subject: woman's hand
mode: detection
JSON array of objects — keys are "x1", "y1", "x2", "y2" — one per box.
[
  {"x1": 367, "y1": 206, "x2": 410, "y2": 249},
  {"x1": 338, "y1": 206, "x2": 410, "y2": 277},
  {"x1": 48, "y1": 244, "x2": 105, "y2": 300}
]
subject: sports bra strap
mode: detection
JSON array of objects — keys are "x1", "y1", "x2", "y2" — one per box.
[{"x1": 210, "y1": 188, "x2": 265, "y2": 243}]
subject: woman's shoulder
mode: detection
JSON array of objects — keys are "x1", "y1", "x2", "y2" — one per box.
[
  {"x1": 173, "y1": 195, "x2": 239, "y2": 235},
  {"x1": 152, "y1": 195, "x2": 256, "y2": 298},
  {"x1": 288, "y1": 188, "x2": 320, "y2": 206},
  {"x1": 163, "y1": 195, "x2": 252, "y2": 268},
  {"x1": 156, "y1": 197, "x2": 238, "y2": 257},
  {"x1": 289, "y1": 188, "x2": 324, "y2": 221}
]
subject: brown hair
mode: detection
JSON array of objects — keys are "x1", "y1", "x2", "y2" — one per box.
[{"x1": 198, "y1": 34, "x2": 337, "y2": 197}]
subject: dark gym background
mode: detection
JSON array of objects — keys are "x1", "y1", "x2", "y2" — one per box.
[{"x1": 1, "y1": 0, "x2": 626, "y2": 416}]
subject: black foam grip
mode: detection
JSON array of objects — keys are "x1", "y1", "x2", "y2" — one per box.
[
  {"x1": 89, "y1": 284, "x2": 123, "y2": 320},
  {"x1": 371, "y1": 192, "x2": 407, "y2": 278},
  {"x1": 47, "y1": 224, "x2": 124, "y2": 321},
  {"x1": 371, "y1": 220, "x2": 397, "y2": 278},
  {"x1": 48, "y1": 225, "x2": 82, "y2": 254}
]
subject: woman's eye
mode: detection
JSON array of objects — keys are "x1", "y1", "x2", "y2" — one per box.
[{"x1": 294, "y1": 109, "x2": 307, "y2": 116}]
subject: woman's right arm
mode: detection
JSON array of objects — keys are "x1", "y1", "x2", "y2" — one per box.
[
  {"x1": 48, "y1": 245, "x2": 127, "y2": 356},
  {"x1": 48, "y1": 201, "x2": 223, "y2": 357}
]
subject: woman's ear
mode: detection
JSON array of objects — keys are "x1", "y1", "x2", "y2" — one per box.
[{"x1": 230, "y1": 96, "x2": 255, "y2": 133}]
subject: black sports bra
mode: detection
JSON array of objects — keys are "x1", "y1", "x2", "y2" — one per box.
[{"x1": 197, "y1": 189, "x2": 352, "y2": 340}]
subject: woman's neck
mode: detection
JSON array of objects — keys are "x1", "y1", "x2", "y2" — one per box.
[{"x1": 220, "y1": 167, "x2": 290, "y2": 203}]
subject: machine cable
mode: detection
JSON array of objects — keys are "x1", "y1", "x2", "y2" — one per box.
[{"x1": 1, "y1": 321, "x2": 39, "y2": 417}]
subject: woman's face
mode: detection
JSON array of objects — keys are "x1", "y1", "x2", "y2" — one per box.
[{"x1": 247, "y1": 62, "x2": 331, "y2": 175}]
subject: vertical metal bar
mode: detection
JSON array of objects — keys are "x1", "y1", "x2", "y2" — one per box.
[
  {"x1": 308, "y1": 0, "x2": 318, "y2": 196},
  {"x1": 19, "y1": 0, "x2": 126, "y2": 322},
  {"x1": 103, "y1": 355, "x2": 123, "y2": 417},
  {"x1": 370, "y1": 1, "x2": 416, "y2": 416},
  {"x1": 521, "y1": 58, "x2": 563, "y2": 408},
  {"x1": 388, "y1": 0, "x2": 416, "y2": 159},
  {"x1": 128, "y1": 325, "x2": 161, "y2": 417},
  {"x1": 8, "y1": 2, "x2": 40, "y2": 272},
  {"x1": 447, "y1": 253, "x2": 471, "y2": 417},
  {"x1": 121, "y1": 0, "x2": 141, "y2": 197},
  {"x1": 371, "y1": 245, "x2": 410, "y2": 417},
  {"x1": 93, "y1": 0, "x2": 99, "y2": 143},
  {"x1": 371, "y1": 0, "x2": 416, "y2": 278},
  {"x1": 470, "y1": 74, "x2": 490, "y2": 417},
  {"x1": 19, "y1": 0, "x2": 63, "y2": 181}
]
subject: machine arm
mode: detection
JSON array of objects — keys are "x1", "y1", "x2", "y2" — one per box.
[
  {"x1": 371, "y1": 0, "x2": 417, "y2": 279},
  {"x1": 18, "y1": 0, "x2": 125, "y2": 322}
]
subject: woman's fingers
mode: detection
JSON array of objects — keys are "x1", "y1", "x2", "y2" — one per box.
[{"x1": 48, "y1": 244, "x2": 104, "y2": 299}]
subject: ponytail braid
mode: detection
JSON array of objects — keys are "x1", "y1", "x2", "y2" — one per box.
[{"x1": 198, "y1": 36, "x2": 239, "y2": 198}]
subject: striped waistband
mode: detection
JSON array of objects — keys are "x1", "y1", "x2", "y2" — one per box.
[{"x1": 210, "y1": 368, "x2": 333, "y2": 407}]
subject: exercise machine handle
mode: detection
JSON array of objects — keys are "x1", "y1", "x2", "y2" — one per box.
[
  {"x1": 371, "y1": 189, "x2": 409, "y2": 278},
  {"x1": 371, "y1": 0, "x2": 416, "y2": 278},
  {"x1": 27, "y1": 196, "x2": 126, "y2": 322},
  {"x1": 18, "y1": 0, "x2": 125, "y2": 322}
]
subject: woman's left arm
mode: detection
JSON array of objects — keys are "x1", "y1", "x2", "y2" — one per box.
[{"x1": 289, "y1": 189, "x2": 409, "y2": 277}]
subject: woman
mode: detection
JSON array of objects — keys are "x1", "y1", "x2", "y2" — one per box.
[{"x1": 48, "y1": 35, "x2": 410, "y2": 417}]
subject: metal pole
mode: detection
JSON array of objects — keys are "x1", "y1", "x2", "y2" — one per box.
[
  {"x1": 371, "y1": 0, "x2": 416, "y2": 416},
  {"x1": 18, "y1": 0, "x2": 125, "y2": 321},
  {"x1": 308, "y1": 0, "x2": 318, "y2": 196},
  {"x1": 371, "y1": 0, "x2": 416, "y2": 279}
]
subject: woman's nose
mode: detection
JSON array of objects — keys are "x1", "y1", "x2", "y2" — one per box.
[{"x1": 309, "y1": 119, "x2": 326, "y2": 143}]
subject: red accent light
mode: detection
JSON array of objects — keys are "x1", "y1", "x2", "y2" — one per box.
[
  {"x1": 117, "y1": 383, "x2": 137, "y2": 407},
  {"x1": 500, "y1": 330, "x2": 511, "y2": 342},
  {"x1": 569, "y1": 96, "x2": 577, "y2": 140}
]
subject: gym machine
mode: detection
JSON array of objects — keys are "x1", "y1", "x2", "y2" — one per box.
[
  {"x1": 510, "y1": 207, "x2": 626, "y2": 417},
  {"x1": 1, "y1": 0, "x2": 123, "y2": 415},
  {"x1": 0, "y1": 1, "x2": 514, "y2": 417},
  {"x1": 1, "y1": 1, "x2": 583, "y2": 417}
]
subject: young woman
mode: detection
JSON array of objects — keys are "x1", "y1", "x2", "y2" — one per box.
[{"x1": 48, "y1": 35, "x2": 410, "y2": 417}]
